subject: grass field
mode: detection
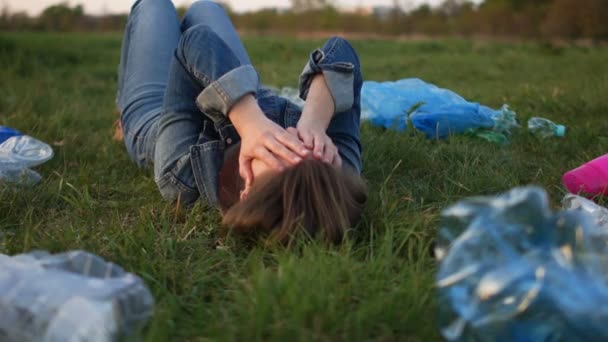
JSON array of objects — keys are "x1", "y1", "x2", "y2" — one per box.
[{"x1": 1, "y1": 32, "x2": 608, "y2": 341}]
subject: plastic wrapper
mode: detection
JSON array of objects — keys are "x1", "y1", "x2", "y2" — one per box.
[
  {"x1": 562, "y1": 194, "x2": 608, "y2": 229},
  {"x1": 0, "y1": 134, "x2": 54, "y2": 184},
  {"x1": 0, "y1": 250, "x2": 155, "y2": 342},
  {"x1": 436, "y1": 186, "x2": 608, "y2": 341}
]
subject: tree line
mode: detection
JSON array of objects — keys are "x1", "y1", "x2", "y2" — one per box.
[{"x1": 1, "y1": 0, "x2": 607, "y2": 41}]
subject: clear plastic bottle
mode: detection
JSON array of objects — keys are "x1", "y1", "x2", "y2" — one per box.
[{"x1": 527, "y1": 117, "x2": 566, "y2": 138}]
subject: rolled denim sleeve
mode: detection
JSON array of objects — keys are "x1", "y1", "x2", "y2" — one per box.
[
  {"x1": 176, "y1": 24, "x2": 260, "y2": 123},
  {"x1": 298, "y1": 37, "x2": 357, "y2": 114},
  {"x1": 195, "y1": 64, "x2": 259, "y2": 119}
]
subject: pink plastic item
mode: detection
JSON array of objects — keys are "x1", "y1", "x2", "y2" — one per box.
[{"x1": 563, "y1": 154, "x2": 608, "y2": 197}]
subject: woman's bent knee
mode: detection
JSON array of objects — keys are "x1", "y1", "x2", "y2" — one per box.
[
  {"x1": 131, "y1": 0, "x2": 176, "y2": 14},
  {"x1": 182, "y1": 1, "x2": 227, "y2": 29}
]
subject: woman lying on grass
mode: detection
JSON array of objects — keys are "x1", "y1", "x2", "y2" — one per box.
[{"x1": 115, "y1": 0, "x2": 367, "y2": 244}]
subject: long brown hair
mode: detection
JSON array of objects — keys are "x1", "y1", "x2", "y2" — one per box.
[{"x1": 222, "y1": 159, "x2": 367, "y2": 245}]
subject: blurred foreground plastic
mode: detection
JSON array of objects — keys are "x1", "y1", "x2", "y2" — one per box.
[
  {"x1": 0, "y1": 250, "x2": 154, "y2": 342},
  {"x1": 563, "y1": 194, "x2": 608, "y2": 229},
  {"x1": 0, "y1": 126, "x2": 54, "y2": 184},
  {"x1": 563, "y1": 153, "x2": 608, "y2": 197},
  {"x1": 435, "y1": 186, "x2": 608, "y2": 341}
]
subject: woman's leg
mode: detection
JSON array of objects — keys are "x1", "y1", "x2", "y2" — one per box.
[
  {"x1": 116, "y1": 0, "x2": 181, "y2": 167},
  {"x1": 180, "y1": 1, "x2": 251, "y2": 65}
]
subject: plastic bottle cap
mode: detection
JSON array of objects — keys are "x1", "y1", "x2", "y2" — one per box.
[{"x1": 555, "y1": 125, "x2": 566, "y2": 137}]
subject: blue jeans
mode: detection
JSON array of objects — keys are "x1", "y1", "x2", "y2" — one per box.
[{"x1": 117, "y1": 0, "x2": 363, "y2": 208}]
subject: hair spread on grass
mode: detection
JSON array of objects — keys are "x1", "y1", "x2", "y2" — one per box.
[{"x1": 222, "y1": 159, "x2": 367, "y2": 245}]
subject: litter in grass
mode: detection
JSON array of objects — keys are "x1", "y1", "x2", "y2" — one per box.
[
  {"x1": 436, "y1": 186, "x2": 608, "y2": 341},
  {"x1": 563, "y1": 153, "x2": 608, "y2": 198},
  {"x1": 562, "y1": 194, "x2": 608, "y2": 229},
  {"x1": 274, "y1": 79, "x2": 520, "y2": 141},
  {"x1": 0, "y1": 250, "x2": 154, "y2": 342},
  {"x1": 0, "y1": 126, "x2": 54, "y2": 185}
]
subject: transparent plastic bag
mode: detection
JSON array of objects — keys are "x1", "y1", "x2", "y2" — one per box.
[
  {"x1": 436, "y1": 186, "x2": 608, "y2": 341},
  {"x1": 562, "y1": 194, "x2": 608, "y2": 229},
  {"x1": 0, "y1": 134, "x2": 54, "y2": 184},
  {"x1": 0, "y1": 250, "x2": 155, "y2": 342}
]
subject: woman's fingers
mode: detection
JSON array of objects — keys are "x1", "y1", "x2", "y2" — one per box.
[
  {"x1": 313, "y1": 136, "x2": 325, "y2": 160},
  {"x1": 264, "y1": 136, "x2": 302, "y2": 165},
  {"x1": 238, "y1": 156, "x2": 254, "y2": 187},
  {"x1": 254, "y1": 145, "x2": 285, "y2": 172},
  {"x1": 286, "y1": 127, "x2": 299, "y2": 136},
  {"x1": 275, "y1": 130, "x2": 310, "y2": 157},
  {"x1": 322, "y1": 142, "x2": 336, "y2": 164},
  {"x1": 297, "y1": 129, "x2": 314, "y2": 149}
]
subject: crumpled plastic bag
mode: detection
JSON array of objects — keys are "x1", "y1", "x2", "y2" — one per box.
[
  {"x1": 361, "y1": 78, "x2": 518, "y2": 138},
  {"x1": 562, "y1": 193, "x2": 608, "y2": 229},
  {"x1": 0, "y1": 133, "x2": 54, "y2": 185},
  {"x1": 0, "y1": 250, "x2": 155, "y2": 342},
  {"x1": 435, "y1": 186, "x2": 608, "y2": 341},
  {"x1": 273, "y1": 79, "x2": 519, "y2": 139}
]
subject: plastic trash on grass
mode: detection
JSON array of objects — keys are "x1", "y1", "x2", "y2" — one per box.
[
  {"x1": 528, "y1": 117, "x2": 566, "y2": 138},
  {"x1": 0, "y1": 126, "x2": 54, "y2": 185},
  {"x1": 361, "y1": 79, "x2": 519, "y2": 138},
  {"x1": 275, "y1": 79, "x2": 520, "y2": 140},
  {"x1": 0, "y1": 250, "x2": 155, "y2": 342},
  {"x1": 563, "y1": 194, "x2": 608, "y2": 229},
  {"x1": 435, "y1": 186, "x2": 608, "y2": 341}
]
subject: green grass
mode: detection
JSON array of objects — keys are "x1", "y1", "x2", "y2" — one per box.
[{"x1": 1, "y1": 32, "x2": 608, "y2": 341}]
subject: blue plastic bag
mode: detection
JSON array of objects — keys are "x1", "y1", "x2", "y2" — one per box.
[
  {"x1": 436, "y1": 186, "x2": 608, "y2": 341},
  {"x1": 361, "y1": 78, "x2": 518, "y2": 138},
  {"x1": 0, "y1": 126, "x2": 22, "y2": 144}
]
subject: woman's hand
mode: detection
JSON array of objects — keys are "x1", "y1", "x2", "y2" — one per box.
[
  {"x1": 229, "y1": 95, "x2": 310, "y2": 187},
  {"x1": 293, "y1": 73, "x2": 341, "y2": 167},
  {"x1": 290, "y1": 124, "x2": 341, "y2": 167}
]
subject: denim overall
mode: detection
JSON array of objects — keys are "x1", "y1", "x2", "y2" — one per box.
[{"x1": 117, "y1": 0, "x2": 363, "y2": 208}]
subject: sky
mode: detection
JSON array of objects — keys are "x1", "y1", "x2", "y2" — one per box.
[{"x1": 3, "y1": 0, "x2": 450, "y2": 16}]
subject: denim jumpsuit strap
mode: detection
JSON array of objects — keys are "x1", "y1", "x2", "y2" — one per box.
[{"x1": 118, "y1": 0, "x2": 363, "y2": 209}]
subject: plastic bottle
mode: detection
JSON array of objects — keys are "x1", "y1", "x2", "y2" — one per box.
[
  {"x1": 562, "y1": 194, "x2": 608, "y2": 229},
  {"x1": 436, "y1": 186, "x2": 608, "y2": 341},
  {"x1": 527, "y1": 117, "x2": 566, "y2": 138},
  {"x1": 0, "y1": 250, "x2": 155, "y2": 342},
  {"x1": 562, "y1": 154, "x2": 608, "y2": 197}
]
